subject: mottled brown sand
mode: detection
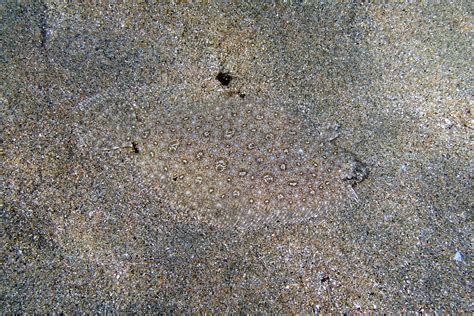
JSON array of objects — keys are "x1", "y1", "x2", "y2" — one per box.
[{"x1": 2, "y1": 1, "x2": 471, "y2": 313}]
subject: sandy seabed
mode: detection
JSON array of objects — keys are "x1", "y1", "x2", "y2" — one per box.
[{"x1": 1, "y1": 1, "x2": 471, "y2": 313}]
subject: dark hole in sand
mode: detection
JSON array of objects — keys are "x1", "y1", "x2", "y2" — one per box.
[
  {"x1": 132, "y1": 141, "x2": 140, "y2": 154},
  {"x1": 216, "y1": 71, "x2": 232, "y2": 86}
]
